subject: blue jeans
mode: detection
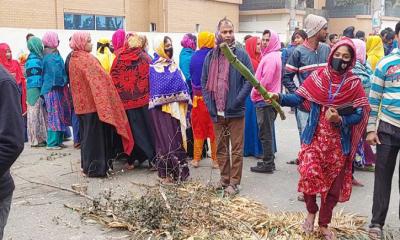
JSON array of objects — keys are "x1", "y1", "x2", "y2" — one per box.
[{"x1": 295, "y1": 108, "x2": 309, "y2": 141}]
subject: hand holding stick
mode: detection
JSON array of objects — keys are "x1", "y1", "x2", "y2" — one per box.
[{"x1": 219, "y1": 42, "x2": 286, "y2": 120}]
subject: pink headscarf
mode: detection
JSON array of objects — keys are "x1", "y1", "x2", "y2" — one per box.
[
  {"x1": 42, "y1": 31, "x2": 59, "y2": 48},
  {"x1": 112, "y1": 29, "x2": 126, "y2": 51},
  {"x1": 351, "y1": 38, "x2": 366, "y2": 64},
  {"x1": 180, "y1": 33, "x2": 197, "y2": 50},
  {"x1": 262, "y1": 30, "x2": 281, "y2": 56},
  {"x1": 70, "y1": 32, "x2": 90, "y2": 51}
]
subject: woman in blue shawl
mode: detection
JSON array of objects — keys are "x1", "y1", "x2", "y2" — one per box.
[
  {"x1": 41, "y1": 32, "x2": 71, "y2": 150},
  {"x1": 25, "y1": 37, "x2": 48, "y2": 147},
  {"x1": 179, "y1": 33, "x2": 197, "y2": 95},
  {"x1": 149, "y1": 36, "x2": 191, "y2": 184}
]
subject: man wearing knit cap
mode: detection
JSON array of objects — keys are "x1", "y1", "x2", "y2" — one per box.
[{"x1": 282, "y1": 14, "x2": 330, "y2": 189}]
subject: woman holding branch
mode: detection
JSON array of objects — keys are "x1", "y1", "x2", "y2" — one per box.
[{"x1": 269, "y1": 38, "x2": 370, "y2": 239}]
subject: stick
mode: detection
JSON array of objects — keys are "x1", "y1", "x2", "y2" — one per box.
[
  {"x1": 219, "y1": 42, "x2": 286, "y2": 120},
  {"x1": 14, "y1": 174, "x2": 94, "y2": 201}
]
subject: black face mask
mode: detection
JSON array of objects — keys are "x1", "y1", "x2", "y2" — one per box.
[
  {"x1": 164, "y1": 47, "x2": 173, "y2": 58},
  {"x1": 331, "y1": 57, "x2": 350, "y2": 72}
]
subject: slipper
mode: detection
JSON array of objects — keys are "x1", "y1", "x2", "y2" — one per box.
[
  {"x1": 368, "y1": 225, "x2": 383, "y2": 240},
  {"x1": 322, "y1": 229, "x2": 336, "y2": 240}
]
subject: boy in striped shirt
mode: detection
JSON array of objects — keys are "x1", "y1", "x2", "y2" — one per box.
[{"x1": 367, "y1": 21, "x2": 400, "y2": 238}]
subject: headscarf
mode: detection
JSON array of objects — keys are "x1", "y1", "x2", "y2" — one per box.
[
  {"x1": 366, "y1": 36, "x2": 384, "y2": 71},
  {"x1": 96, "y1": 38, "x2": 115, "y2": 73},
  {"x1": 304, "y1": 14, "x2": 327, "y2": 38},
  {"x1": 296, "y1": 39, "x2": 370, "y2": 202},
  {"x1": 27, "y1": 37, "x2": 44, "y2": 58},
  {"x1": 351, "y1": 38, "x2": 366, "y2": 64},
  {"x1": 198, "y1": 31, "x2": 215, "y2": 49},
  {"x1": 112, "y1": 29, "x2": 126, "y2": 52},
  {"x1": 153, "y1": 36, "x2": 170, "y2": 59},
  {"x1": 262, "y1": 30, "x2": 281, "y2": 56},
  {"x1": 181, "y1": 33, "x2": 197, "y2": 50},
  {"x1": 42, "y1": 31, "x2": 59, "y2": 48},
  {"x1": 245, "y1": 36, "x2": 261, "y2": 70},
  {"x1": 69, "y1": 48, "x2": 134, "y2": 155},
  {"x1": 127, "y1": 33, "x2": 143, "y2": 49},
  {"x1": 70, "y1": 32, "x2": 91, "y2": 51}
]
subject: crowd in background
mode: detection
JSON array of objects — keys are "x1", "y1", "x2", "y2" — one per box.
[{"x1": 0, "y1": 14, "x2": 399, "y2": 240}]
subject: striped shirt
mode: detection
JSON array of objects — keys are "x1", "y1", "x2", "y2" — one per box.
[
  {"x1": 367, "y1": 48, "x2": 400, "y2": 132},
  {"x1": 282, "y1": 42, "x2": 330, "y2": 94}
]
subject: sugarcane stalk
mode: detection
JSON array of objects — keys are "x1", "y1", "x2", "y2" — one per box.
[{"x1": 219, "y1": 42, "x2": 286, "y2": 120}]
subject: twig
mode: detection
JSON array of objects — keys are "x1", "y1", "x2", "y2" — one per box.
[
  {"x1": 14, "y1": 174, "x2": 94, "y2": 201},
  {"x1": 158, "y1": 186, "x2": 171, "y2": 210}
]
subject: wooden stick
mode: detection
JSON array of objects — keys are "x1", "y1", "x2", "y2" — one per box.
[
  {"x1": 14, "y1": 174, "x2": 94, "y2": 201},
  {"x1": 219, "y1": 42, "x2": 286, "y2": 120}
]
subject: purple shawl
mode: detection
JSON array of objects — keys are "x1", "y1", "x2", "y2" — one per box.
[{"x1": 149, "y1": 54, "x2": 191, "y2": 108}]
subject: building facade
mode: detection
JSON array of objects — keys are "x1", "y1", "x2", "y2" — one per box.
[
  {"x1": 239, "y1": 0, "x2": 400, "y2": 42},
  {"x1": 0, "y1": 0, "x2": 241, "y2": 33}
]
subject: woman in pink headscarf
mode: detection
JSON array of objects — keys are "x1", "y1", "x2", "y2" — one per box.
[
  {"x1": 41, "y1": 31, "x2": 71, "y2": 150},
  {"x1": 68, "y1": 31, "x2": 133, "y2": 177},
  {"x1": 112, "y1": 29, "x2": 126, "y2": 55},
  {"x1": 249, "y1": 30, "x2": 282, "y2": 174},
  {"x1": 351, "y1": 39, "x2": 376, "y2": 173}
]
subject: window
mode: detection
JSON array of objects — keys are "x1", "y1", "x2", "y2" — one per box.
[
  {"x1": 150, "y1": 23, "x2": 157, "y2": 32},
  {"x1": 64, "y1": 13, "x2": 124, "y2": 31},
  {"x1": 64, "y1": 13, "x2": 95, "y2": 30},
  {"x1": 96, "y1": 16, "x2": 124, "y2": 31}
]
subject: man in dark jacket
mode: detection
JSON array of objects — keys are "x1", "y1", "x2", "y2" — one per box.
[
  {"x1": 0, "y1": 65, "x2": 25, "y2": 239},
  {"x1": 201, "y1": 17, "x2": 253, "y2": 196}
]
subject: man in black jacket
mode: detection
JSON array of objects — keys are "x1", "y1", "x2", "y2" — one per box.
[{"x1": 0, "y1": 65, "x2": 24, "y2": 239}]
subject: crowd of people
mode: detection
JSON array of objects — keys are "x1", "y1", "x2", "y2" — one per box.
[{"x1": 0, "y1": 14, "x2": 399, "y2": 240}]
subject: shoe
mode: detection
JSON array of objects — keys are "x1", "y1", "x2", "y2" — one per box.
[
  {"x1": 59, "y1": 144, "x2": 67, "y2": 148},
  {"x1": 46, "y1": 146, "x2": 62, "y2": 150},
  {"x1": 256, "y1": 161, "x2": 276, "y2": 170},
  {"x1": 251, "y1": 163, "x2": 274, "y2": 173}
]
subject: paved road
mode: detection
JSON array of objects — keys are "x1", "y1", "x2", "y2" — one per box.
[{"x1": 4, "y1": 111, "x2": 399, "y2": 240}]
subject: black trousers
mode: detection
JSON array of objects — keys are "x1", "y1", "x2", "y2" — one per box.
[
  {"x1": 79, "y1": 113, "x2": 114, "y2": 177},
  {"x1": 371, "y1": 121, "x2": 400, "y2": 226},
  {"x1": 256, "y1": 105, "x2": 277, "y2": 166},
  {"x1": 125, "y1": 107, "x2": 156, "y2": 165}
]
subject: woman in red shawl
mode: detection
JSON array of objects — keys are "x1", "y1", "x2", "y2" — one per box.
[
  {"x1": 68, "y1": 32, "x2": 134, "y2": 178},
  {"x1": 110, "y1": 33, "x2": 155, "y2": 170},
  {"x1": 0, "y1": 43, "x2": 27, "y2": 115},
  {"x1": 270, "y1": 38, "x2": 370, "y2": 239},
  {"x1": 243, "y1": 37, "x2": 263, "y2": 158}
]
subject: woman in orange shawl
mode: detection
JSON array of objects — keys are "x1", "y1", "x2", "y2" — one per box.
[{"x1": 68, "y1": 32, "x2": 134, "y2": 177}]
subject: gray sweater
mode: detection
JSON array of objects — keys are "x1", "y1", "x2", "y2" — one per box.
[{"x1": 201, "y1": 44, "x2": 253, "y2": 122}]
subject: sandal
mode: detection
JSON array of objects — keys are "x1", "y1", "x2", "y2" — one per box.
[
  {"x1": 191, "y1": 160, "x2": 200, "y2": 168},
  {"x1": 322, "y1": 230, "x2": 336, "y2": 240},
  {"x1": 369, "y1": 225, "x2": 383, "y2": 240},
  {"x1": 224, "y1": 185, "x2": 239, "y2": 197}
]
